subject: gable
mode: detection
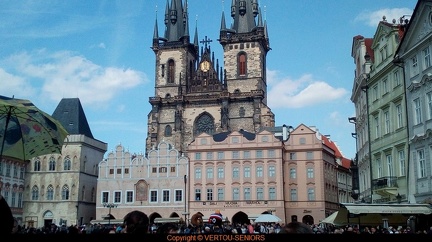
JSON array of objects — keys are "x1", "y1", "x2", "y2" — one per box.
[{"x1": 396, "y1": 1, "x2": 429, "y2": 57}]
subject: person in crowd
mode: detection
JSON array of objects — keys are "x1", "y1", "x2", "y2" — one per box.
[
  {"x1": 279, "y1": 221, "x2": 313, "y2": 234},
  {"x1": 123, "y1": 210, "x2": 149, "y2": 234},
  {"x1": 0, "y1": 194, "x2": 14, "y2": 234}
]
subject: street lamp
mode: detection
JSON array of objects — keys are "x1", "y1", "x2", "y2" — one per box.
[
  {"x1": 183, "y1": 175, "x2": 189, "y2": 226},
  {"x1": 103, "y1": 203, "x2": 118, "y2": 226}
]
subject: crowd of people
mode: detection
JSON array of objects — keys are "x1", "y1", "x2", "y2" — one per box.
[{"x1": 3, "y1": 194, "x2": 432, "y2": 235}]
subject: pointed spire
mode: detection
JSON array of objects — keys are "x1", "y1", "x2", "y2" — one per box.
[
  {"x1": 194, "y1": 18, "x2": 199, "y2": 47},
  {"x1": 220, "y1": 11, "x2": 227, "y2": 31},
  {"x1": 257, "y1": 7, "x2": 263, "y2": 27},
  {"x1": 153, "y1": 15, "x2": 159, "y2": 40},
  {"x1": 230, "y1": 0, "x2": 258, "y2": 33}
]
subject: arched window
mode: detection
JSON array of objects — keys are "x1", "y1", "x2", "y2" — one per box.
[
  {"x1": 168, "y1": 59, "x2": 175, "y2": 83},
  {"x1": 47, "y1": 185, "x2": 54, "y2": 200},
  {"x1": 63, "y1": 156, "x2": 71, "y2": 171},
  {"x1": 194, "y1": 113, "x2": 215, "y2": 136},
  {"x1": 34, "y1": 159, "x2": 40, "y2": 171},
  {"x1": 49, "y1": 157, "x2": 56, "y2": 171},
  {"x1": 62, "y1": 185, "x2": 69, "y2": 200},
  {"x1": 31, "y1": 185, "x2": 39, "y2": 200},
  {"x1": 238, "y1": 53, "x2": 247, "y2": 76},
  {"x1": 165, "y1": 125, "x2": 172, "y2": 137}
]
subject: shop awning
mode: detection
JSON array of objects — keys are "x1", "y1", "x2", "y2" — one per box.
[
  {"x1": 340, "y1": 203, "x2": 432, "y2": 215},
  {"x1": 153, "y1": 217, "x2": 182, "y2": 224},
  {"x1": 90, "y1": 219, "x2": 124, "y2": 225}
]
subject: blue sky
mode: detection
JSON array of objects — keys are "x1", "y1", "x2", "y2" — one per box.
[{"x1": 0, "y1": 0, "x2": 417, "y2": 159}]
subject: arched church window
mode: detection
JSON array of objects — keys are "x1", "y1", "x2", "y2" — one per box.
[
  {"x1": 194, "y1": 113, "x2": 215, "y2": 136},
  {"x1": 168, "y1": 59, "x2": 175, "y2": 83},
  {"x1": 238, "y1": 53, "x2": 247, "y2": 76},
  {"x1": 165, "y1": 125, "x2": 172, "y2": 137}
]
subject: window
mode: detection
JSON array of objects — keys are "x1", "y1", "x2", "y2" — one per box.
[
  {"x1": 31, "y1": 186, "x2": 39, "y2": 200},
  {"x1": 414, "y1": 98, "x2": 422, "y2": 124},
  {"x1": 195, "y1": 168, "x2": 201, "y2": 179},
  {"x1": 117, "y1": 168, "x2": 122, "y2": 174},
  {"x1": 195, "y1": 189, "x2": 201, "y2": 201},
  {"x1": 125, "y1": 168, "x2": 130, "y2": 174},
  {"x1": 64, "y1": 157, "x2": 71, "y2": 170},
  {"x1": 269, "y1": 187, "x2": 276, "y2": 200},
  {"x1": 61, "y1": 185, "x2": 69, "y2": 200},
  {"x1": 384, "y1": 110, "x2": 390, "y2": 134},
  {"x1": 398, "y1": 150, "x2": 406, "y2": 176},
  {"x1": 306, "y1": 151, "x2": 313, "y2": 160},
  {"x1": 427, "y1": 92, "x2": 432, "y2": 120},
  {"x1": 164, "y1": 125, "x2": 172, "y2": 137},
  {"x1": 13, "y1": 165, "x2": 18, "y2": 177},
  {"x1": 5, "y1": 163, "x2": 10, "y2": 177},
  {"x1": 386, "y1": 154, "x2": 394, "y2": 177},
  {"x1": 11, "y1": 192, "x2": 16, "y2": 207},
  {"x1": 298, "y1": 137, "x2": 305, "y2": 144},
  {"x1": 373, "y1": 85, "x2": 378, "y2": 101},
  {"x1": 195, "y1": 153, "x2": 202, "y2": 160},
  {"x1": 244, "y1": 167, "x2": 251, "y2": 178},
  {"x1": 159, "y1": 167, "x2": 167, "y2": 173},
  {"x1": 47, "y1": 185, "x2": 54, "y2": 201},
  {"x1": 206, "y1": 152, "x2": 213, "y2": 160},
  {"x1": 243, "y1": 151, "x2": 250, "y2": 159},
  {"x1": 206, "y1": 167, "x2": 213, "y2": 179},
  {"x1": 232, "y1": 151, "x2": 239, "y2": 159},
  {"x1": 256, "y1": 166, "x2": 263, "y2": 177},
  {"x1": 232, "y1": 167, "x2": 239, "y2": 178},
  {"x1": 396, "y1": 104, "x2": 403, "y2": 128},
  {"x1": 168, "y1": 59, "x2": 175, "y2": 83},
  {"x1": 18, "y1": 193, "x2": 23, "y2": 208},
  {"x1": 290, "y1": 189, "x2": 297, "y2": 201},
  {"x1": 383, "y1": 78, "x2": 389, "y2": 94},
  {"x1": 256, "y1": 150, "x2": 263, "y2": 158},
  {"x1": 289, "y1": 153, "x2": 296, "y2": 160},
  {"x1": 152, "y1": 167, "x2": 157, "y2": 173},
  {"x1": 376, "y1": 158, "x2": 382, "y2": 178},
  {"x1": 126, "y1": 191, "x2": 134, "y2": 203},
  {"x1": 374, "y1": 116, "x2": 380, "y2": 139},
  {"x1": 417, "y1": 149, "x2": 426, "y2": 178},
  {"x1": 262, "y1": 136, "x2": 268, "y2": 142},
  {"x1": 307, "y1": 188, "x2": 315, "y2": 201},
  {"x1": 102, "y1": 192, "x2": 109, "y2": 203},
  {"x1": 307, "y1": 168, "x2": 314, "y2": 179},
  {"x1": 232, "y1": 137, "x2": 239, "y2": 143},
  {"x1": 34, "y1": 159, "x2": 41, "y2": 171},
  {"x1": 268, "y1": 166, "x2": 275, "y2": 177},
  {"x1": 233, "y1": 188, "x2": 240, "y2": 200},
  {"x1": 175, "y1": 190, "x2": 183, "y2": 202},
  {"x1": 244, "y1": 187, "x2": 251, "y2": 200},
  {"x1": 49, "y1": 157, "x2": 56, "y2": 171},
  {"x1": 380, "y1": 46, "x2": 387, "y2": 62},
  {"x1": 393, "y1": 70, "x2": 401, "y2": 87},
  {"x1": 218, "y1": 167, "x2": 224, "y2": 179},
  {"x1": 424, "y1": 47, "x2": 431, "y2": 69},
  {"x1": 217, "y1": 188, "x2": 224, "y2": 200},
  {"x1": 114, "y1": 191, "x2": 121, "y2": 203},
  {"x1": 150, "y1": 190, "x2": 158, "y2": 202},
  {"x1": 256, "y1": 187, "x2": 264, "y2": 200},
  {"x1": 217, "y1": 151, "x2": 224, "y2": 160},
  {"x1": 411, "y1": 55, "x2": 419, "y2": 76},
  {"x1": 162, "y1": 190, "x2": 170, "y2": 202},
  {"x1": 194, "y1": 113, "x2": 215, "y2": 136},
  {"x1": 206, "y1": 188, "x2": 213, "y2": 201},
  {"x1": 290, "y1": 168, "x2": 296, "y2": 179},
  {"x1": 238, "y1": 53, "x2": 246, "y2": 76},
  {"x1": 268, "y1": 150, "x2": 275, "y2": 158}
]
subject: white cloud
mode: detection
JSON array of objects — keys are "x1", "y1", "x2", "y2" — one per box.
[
  {"x1": 0, "y1": 49, "x2": 148, "y2": 108},
  {"x1": 355, "y1": 8, "x2": 413, "y2": 27},
  {"x1": 267, "y1": 71, "x2": 348, "y2": 109}
]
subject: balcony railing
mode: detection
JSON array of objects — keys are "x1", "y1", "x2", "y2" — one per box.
[{"x1": 372, "y1": 176, "x2": 398, "y2": 189}]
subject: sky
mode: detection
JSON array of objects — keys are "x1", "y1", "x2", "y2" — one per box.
[{"x1": 0, "y1": 0, "x2": 418, "y2": 159}]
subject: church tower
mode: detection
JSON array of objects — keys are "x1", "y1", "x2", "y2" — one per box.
[{"x1": 146, "y1": 0, "x2": 275, "y2": 154}]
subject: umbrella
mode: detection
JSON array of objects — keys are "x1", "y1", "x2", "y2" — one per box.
[
  {"x1": 0, "y1": 95, "x2": 68, "y2": 161},
  {"x1": 254, "y1": 214, "x2": 282, "y2": 223}
]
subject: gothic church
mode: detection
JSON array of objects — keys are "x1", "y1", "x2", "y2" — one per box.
[{"x1": 146, "y1": 0, "x2": 275, "y2": 153}]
